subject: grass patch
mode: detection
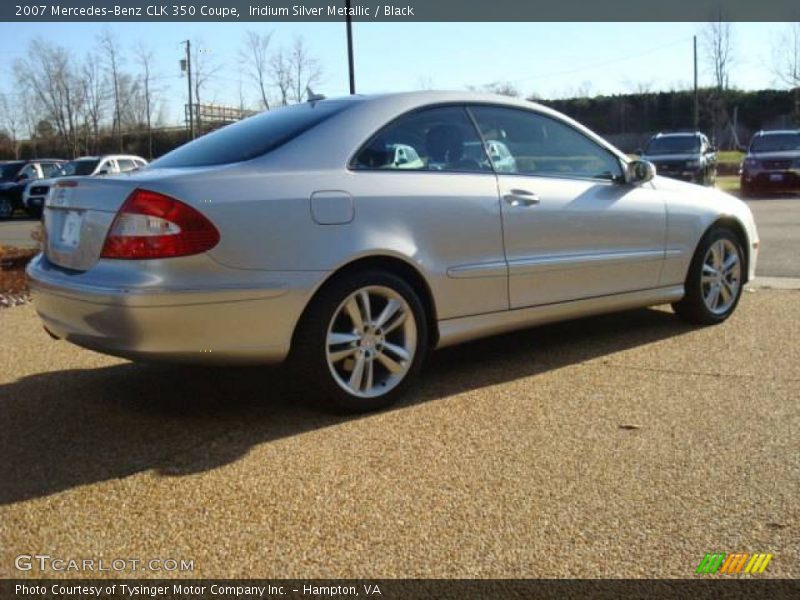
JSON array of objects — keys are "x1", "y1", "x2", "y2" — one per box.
[
  {"x1": 717, "y1": 150, "x2": 744, "y2": 167},
  {"x1": 715, "y1": 175, "x2": 740, "y2": 193}
]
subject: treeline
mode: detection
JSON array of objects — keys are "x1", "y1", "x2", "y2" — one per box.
[{"x1": 539, "y1": 88, "x2": 800, "y2": 150}]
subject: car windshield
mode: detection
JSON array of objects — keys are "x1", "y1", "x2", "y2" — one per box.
[
  {"x1": 57, "y1": 159, "x2": 100, "y2": 177},
  {"x1": 645, "y1": 136, "x2": 700, "y2": 154},
  {"x1": 0, "y1": 162, "x2": 24, "y2": 181},
  {"x1": 151, "y1": 99, "x2": 358, "y2": 168},
  {"x1": 750, "y1": 133, "x2": 800, "y2": 153}
]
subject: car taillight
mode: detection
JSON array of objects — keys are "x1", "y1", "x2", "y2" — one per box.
[{"x1": 101, "y1": 189, "x2": 219, "y2": 259}]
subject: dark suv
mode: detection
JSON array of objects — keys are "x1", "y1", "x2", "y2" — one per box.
[
  {"x1": 0, "y1": 159, "x2": 65, "y2": 219},
  {"x1": 740, "y1": 130, "x2": 800, "y2": 196},
  {"x1": 640, "y1": 132, "x2": 717, "y2": 186}
]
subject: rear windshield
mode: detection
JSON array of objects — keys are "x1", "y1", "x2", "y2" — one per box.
[
  {"x1": 151, "y1": 100, "x2": 357, "y2": 168},
  {"x1": 58, "y1": 159, "x2": 100, "y2": 177},
  {"x1": 645, "y1": 136, "x2": 700, "y2": 155},
  {"x1": 750, "y1": 133, "x2": 800, "y2": 153}
]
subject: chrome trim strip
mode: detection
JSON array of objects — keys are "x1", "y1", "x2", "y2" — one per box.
[
  {"x1": 508, "y1": 249, "x2": 665, "y2": 276},
  {"x1": 436, "y1": 285, "x2": 684, "y2": 348},
  {"x1": 446, "y1": 261, "x2": 508, "y2": 279}
]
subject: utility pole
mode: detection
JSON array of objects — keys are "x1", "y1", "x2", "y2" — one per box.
[
  {"x1": 182, "y1": 40, "x2": 194, "y2": 139},
  {"x1": 693, "y1": 35, "x2": 699, "y2": 132},
  {"x1": 345, "y1": 0, "x2": 356, "y2": 94}
]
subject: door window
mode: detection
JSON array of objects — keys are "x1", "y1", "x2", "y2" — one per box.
[
  {"x1": 352, "y1": 106, "x2": 490, "y2": 173},
  {"x1": 469, "y1": 105, "x2": 623, "y2": 181}
]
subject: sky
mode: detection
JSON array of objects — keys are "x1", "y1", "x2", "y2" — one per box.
[{"x1": 0, "y1": 21, "x2": 792, "y2": 126}]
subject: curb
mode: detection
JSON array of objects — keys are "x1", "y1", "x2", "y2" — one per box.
[{"x1": 747, "y1": 277, "x2": 800, "y2": 290}]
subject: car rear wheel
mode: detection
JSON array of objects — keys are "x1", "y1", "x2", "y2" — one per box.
[
  {"x1": 291, "y1": 270, "x2": 428, "y2": 412},
  {"x1": 672, "y1": 226, "x2": 744, "y2": 325}
]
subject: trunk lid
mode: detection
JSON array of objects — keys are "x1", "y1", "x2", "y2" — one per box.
[{"x1": 43, "y1": 177, "x2": 137, "y2": 271}]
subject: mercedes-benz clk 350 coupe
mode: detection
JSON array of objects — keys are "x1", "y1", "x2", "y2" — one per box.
[{"x1": 28, "y1": 92, "x2": 759, "y2": 411}]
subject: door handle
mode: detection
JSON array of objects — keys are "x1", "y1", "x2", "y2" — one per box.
[{"x1": 503, "y1": 189, "x2": 540, "y2": 207}]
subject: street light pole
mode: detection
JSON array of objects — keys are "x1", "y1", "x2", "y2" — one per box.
[
  {"x1": 345, "y1": 0, "x2": 356, "y2": 94},
  {"x1": 182, "y1": 40, "x2": 194, "y2": 139},
  {"x1": 693, "y1": 35, "x2": 699, "y2": 132}
]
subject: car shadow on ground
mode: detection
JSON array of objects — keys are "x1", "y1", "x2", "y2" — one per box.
[{"x1": 0, "y1": 307, "x2": 696, "y2": 505}]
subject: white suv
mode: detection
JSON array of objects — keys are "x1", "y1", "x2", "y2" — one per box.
[{"x1": 23, "y1": 154, "x2": 148, "y2": 216}]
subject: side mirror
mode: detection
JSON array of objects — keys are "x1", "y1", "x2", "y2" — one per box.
[
  {"x1": 707, "y1": 146, "x2": 717, "y2": 154},
  {"x1": 627, "y1": 159, "x2": 656, "y2": 185}
]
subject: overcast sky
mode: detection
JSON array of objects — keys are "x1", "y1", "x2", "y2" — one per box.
[{"x1": 0, "y1": 21, "x2": 792, "y2": 125}]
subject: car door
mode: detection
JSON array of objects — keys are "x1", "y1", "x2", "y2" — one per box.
[
  {"x1": 469, "y1": 105, "x2": 666, "y2": 309},
  {"x1": 348, "y1": 105, "x2": 508, "y2": 319}
]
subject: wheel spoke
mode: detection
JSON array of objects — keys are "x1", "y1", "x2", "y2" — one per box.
[
  {"x1": 328, "y1": 332, "x2": 360, "y2": 346},
  {"x1": 382, "y1": 341, "x2": 410, "y2": 362},
  {"x1": 713, "y1": 241, "x2": 725, "y2": 269},
  {"x1": 722, "y1": 254, "x2": 738, "y2": 274},
  {"x1": 706, "y1": 284, "x2": 721, "y2": 310},
  {"x1": 349, "y1": 352, "x2": 366, "y2": 391},
  {"x1": 376, "y1": 350, "x2": 404, "y2": 374},
  {"x1": 344, "y1": 297, "x2": 364, "y2": 331},
  {"x1": 374, "y1": 299, "x2": 402, "y2": 329},
  {"x1": 383, "y1": 311, "x2": 408, "y2": 334},
  {"x1": 719, "y1": 282, "x2": 731, "y2": 305},
  {"x1": 358, "y1": 290, "x2": 372, "y2": 324},
  {"x1": 329, "y1": 346, "x2": 358, "y2": 363},
  {"x1": 364, "y1": 358, "x2": 374, "y2": 391}
]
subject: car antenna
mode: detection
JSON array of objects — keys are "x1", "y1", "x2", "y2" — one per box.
[{"x1": 307, "y1": 87, "x2": 326, "y2": 102}]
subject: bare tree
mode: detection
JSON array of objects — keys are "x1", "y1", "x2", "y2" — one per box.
[
  {"x1": 288, "y1": 36, "x2": 322, "y2": 103},
  {"x1": 471, "y1": 81, "x2": 520, "y2": 97},
  {"x1": 703, "y1": 15, "x2": 734, "y2": 91},
  {"x1": 0, "y1": 93, "x2": 23, "y2": 158},
  {"x1": 82, "y1": 52, "x2": 107, "y2": 154},
  {"x1": 772, "y1": 22, "x2": 800, "y2": 88},
  {"x1": 135, "y1": 41, "x2": 156, "y2": 158},
  {"x1": 239, "y1": 30, "x2": 273, "y2": 110},
  {"x1": 14, "y1": 38, "x2": 86, "y2": 156},
  {"x1": 98, "y1": 29, "x2": 123, "y2": 151},
  {"x1": 269, "y1": 48, "x2": 292, "y2": 106}
]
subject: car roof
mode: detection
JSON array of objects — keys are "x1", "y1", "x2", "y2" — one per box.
[
  {"x1": 652, "y1": 132, "x2": 702, "y2": 138},
  {"x1": 754, "y1": 129, "x2": 800, "y2": 136}
]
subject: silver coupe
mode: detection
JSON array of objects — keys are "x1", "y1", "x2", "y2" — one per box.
[{"x1": 28, "y1": 92, "x2": 759, "y2": 411}]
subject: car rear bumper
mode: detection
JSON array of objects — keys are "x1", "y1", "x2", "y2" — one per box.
[{"x1": 27, "y1": 254, "x2": 325, "y2": 365}]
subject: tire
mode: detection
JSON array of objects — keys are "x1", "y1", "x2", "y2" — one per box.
[
  {"x1": 290, "y1": 270, "x2": 429, "y2": 413},
  {"x1": 740, "y1": 180, "x2": 755, "y2": 198},
  {"x1": 0, "y1": 195, "x2": 12, "y2": 220},
  {"x1": 672, "y1": 226, "x2": 745, "y2": 325}
]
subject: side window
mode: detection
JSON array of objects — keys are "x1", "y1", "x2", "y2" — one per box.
[
  {"x1": 19, "y1": 164, "x2": 38, "y2": 180},
  {"x1": 469, "y1": 105, "x2": 623, "y2": 181},
  {"x1": 117, "y1": 159, "x2": 136, "y2": 172},
  {"x1": 352, "y1": 106, "x2": 490, "y2": 173},
  {"x1": 41, "y1": 163, "x2": 62, "y2": 177}
]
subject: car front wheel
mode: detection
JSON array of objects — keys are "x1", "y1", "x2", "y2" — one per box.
[
  {"x1": 292, "y1": 270, "x2": 428, "y2": 412},
  {"x1": 672, "y1": 226, "x2": 744, "y2": 325}
]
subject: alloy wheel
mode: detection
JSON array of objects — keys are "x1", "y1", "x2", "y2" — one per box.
[
  {"x1": 325, "y1": 285, "x2": 417, "y2": 398},
  {"x1": 701, "y1": 238, "x2": 741, "y2": 315}
]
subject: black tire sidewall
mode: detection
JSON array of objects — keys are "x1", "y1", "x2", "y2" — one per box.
[
  {"x1": 678, "y1": 226, "x2": 745, "y2": 324},
  {"x1": 292, "y1": 270, "x2": 429, "y2": 413}
]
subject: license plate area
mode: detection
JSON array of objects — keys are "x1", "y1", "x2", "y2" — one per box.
[
  {"x1": 769, "y1": 173, "x2": 784, "y2": 182},
  {"x1": 59, "y1": 210, "x2": 84, "y2": 247}
]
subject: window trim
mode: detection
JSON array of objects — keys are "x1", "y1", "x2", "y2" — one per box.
[
  {"x1": 347, "y1": 102, "x2": 495, "y2": 176},
  {"x1": 466, "y1": 104, "x2": 626, "y2": 184}
]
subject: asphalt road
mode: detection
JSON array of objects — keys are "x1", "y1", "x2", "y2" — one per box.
[
  {"x1": 1, "y1": 291, "x2": 797, "y2": 578},
  {"x1": 1, "y1": 195, "x2": 797, "y2": 276}
]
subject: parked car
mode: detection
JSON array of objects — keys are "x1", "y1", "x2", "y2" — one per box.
[
  {"x1": 22, "y1": 155, "x2": 148, "y2": 217},
  {"x1": 739, "y1": 130, "x2": 800, "y2": 196},
  {"x1": 0, "y1": 159, "x2": 66, "y2": 219},
  {"x1": 27, "y1": 92, "x2": 758, "y2": 412},
  {"x1": 639, "y1": 132, "x2": 717, "y2": 186}
]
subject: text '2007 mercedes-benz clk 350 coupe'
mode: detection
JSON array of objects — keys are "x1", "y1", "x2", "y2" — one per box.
[{"x1": 28, "y1": 92, "x2": 759, "y2": 411}]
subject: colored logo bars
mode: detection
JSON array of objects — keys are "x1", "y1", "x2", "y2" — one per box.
[{"x1": 696, "y1": 552, "x2": 773, "y2": 574}]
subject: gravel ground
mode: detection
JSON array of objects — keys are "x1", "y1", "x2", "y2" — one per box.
[{"x1": 0, "y1": 292, "x2": 797, "y2": 579}]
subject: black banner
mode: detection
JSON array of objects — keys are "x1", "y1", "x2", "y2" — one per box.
[
  {"x1": 3, "y1": 0, "x2": 800, "y2": 22},
  {"x1": 3, "y1": 579, "x2": 800, "y2": 600}
]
